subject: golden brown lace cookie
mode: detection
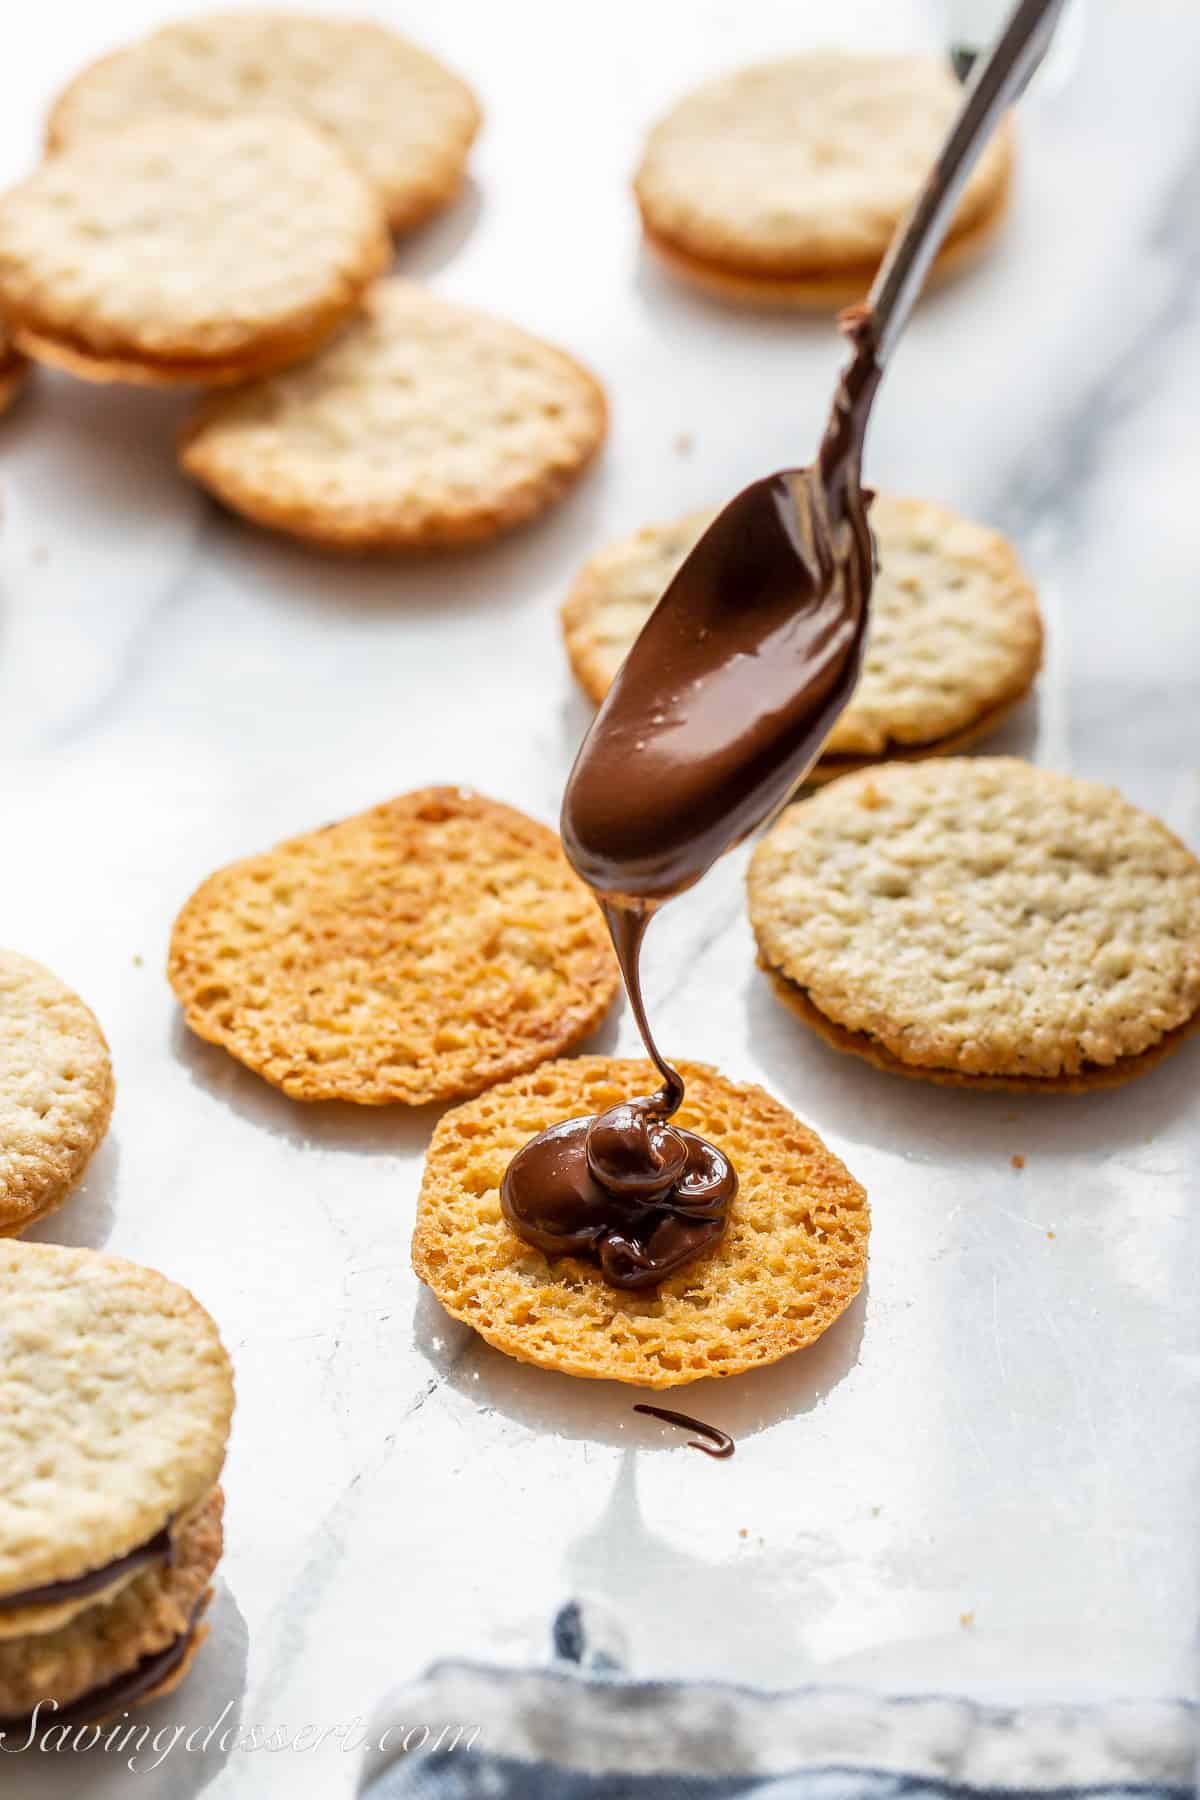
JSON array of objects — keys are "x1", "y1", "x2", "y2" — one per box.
[
  {"x1": 0, "y1": 113, "x2": 389, "y2": 386},
  {"x1": 634, "y1": 53, "x2": 1012, "y2": 307},
  {"x1": 748, "y1": 759, "x2": 1200, "y2": 1090},
  {"x1": 561, "y1": 495, "x2": 1041, "y2": 776},
  {"x1": 0, "y1": 951, "x2": 114, "y2": 1236},
  {"x1": 413, "y1": 1057, "x2": 869, "y2": 1387},
  {"x1": 179, "y1": 281, "x2": 608, "y2": 547},
  {"x1": 169, "y1": 788, "x2": 620, "y2": 1105},
  {"x1": 47, "y1": 11, "x2": 481, "y2": 236}
]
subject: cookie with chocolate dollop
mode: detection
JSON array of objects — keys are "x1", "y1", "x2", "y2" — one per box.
[{"x1": 413, "y1": 1057, "x2": 869, "y2": 1387}]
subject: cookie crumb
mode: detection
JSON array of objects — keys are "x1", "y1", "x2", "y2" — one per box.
[
  {"x1": 132, "y1": 953, "x2": 144, "y2": 968},
  {"x1": 959, "y1": 1610, "x2": 975, "y2": 1629},
  {"x1": 674, "y1": 432, "x2": 694, "y2": 456},
  {"x1": 1011, "y1": 1153, "x2": 1024, "y2": 1169},
  {"x1": 1046, "y1": 1229, "x2": 1056, "y2": 1240},
  {"x1": 738, "y1": 1527, "x2": 748, "y2": 1539}
]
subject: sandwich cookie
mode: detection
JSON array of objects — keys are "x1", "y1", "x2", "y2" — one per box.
[
  {"x1": 179, "y1": 281, "x2": 608, "y2": 548},
  {"x1": 413, "y1": 1057, "x2": 869, "y2": 1388},
  {"x1": 562, "y1": 494, "x2": 1042, "y2": 777},
  {"x1": 168, "y1": 788, "x2": 620, "y2": 1106},
  {"x1": 0, "y1": 1243, "x2": 233, "y2": 1724},
  {"x1": 0, "y1": 114, "x2": 389, "y2": 386},
  {"x1": 47, "y1": 11, "x2": 481, "y2": 238},
  {"x1": 634, "y1": 53, "x2": 1012, "y2": 307},
  {"x1": 0, "y1": 951, "x2": 114, "y2": 1236},
  {"x1": 748, "y1": 759, "x2": 1200, "y2": 1090}
]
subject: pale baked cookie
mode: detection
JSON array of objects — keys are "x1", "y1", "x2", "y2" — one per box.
[
  {"x1": 169, "y1": 788, "x2": 620, "y2": 1105},
  {"x1": 0, "y1": 316, "x2": 25, "y2": 415},
  {"x1": 413, "y1": 1057, "x2": 869, "y2": 1387},
  {"x1": 0, "y1": 952, "x2": 114, "y2": 1237},
  {"x1": 0, "y1": 1490, "x2": 222, "y2": 1723},
  {"x1": 179, "y1": 281, "x2": 608, "y2": 547},
  {"x1": 562, "y1": 495, "x2": 1042, "y2": 776},
  {"x1": 748, "y1": 759, "x2": 1200, "y2": 1091},
  {"x1": 0, "y1": 113, "x2": 389, "y2": 386},
  {"x1": 0, "y1": 1243, "x2": 233, "y2": 1648},
  {"x1": 47, "y1": 11, "x2": 481, "y2": 236},
  {"x1": 635, "y1": 54, "x2": 1012, "y2": 307}
]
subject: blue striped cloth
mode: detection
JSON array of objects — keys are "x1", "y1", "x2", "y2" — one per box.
[{"x1": 359, "y1": 1607, "x2": 1196, "y2": 1799}]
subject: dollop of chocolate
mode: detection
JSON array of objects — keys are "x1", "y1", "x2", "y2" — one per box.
[{"x1": 501, "y1": 901, "x2": 735, "y2": 1289}]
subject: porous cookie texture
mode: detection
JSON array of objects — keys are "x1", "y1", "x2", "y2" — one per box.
[
  {"x1": 413, "y1": 1057, "x2": 869, "y2": 1387},
  {"x1": 0, "y1": 1244, "x2": 234, "y2": 1609},
  {"x1": 47, "y1": 11, "x2": 481, "y2": 235},
  {"x1": 168, "y1": 788, "x2": 620, "y2": 1106},
  {"x1": 748, "y1": 759, "x2": 1200, "y2": 1089},
  {"x1": 635, "y1": 53, "x2": 1012, "y2": 306},
  {"x1": 0, "y1": 1491, "x2": 222, "y2": 1719},
  {"x1": 0, "y1": 113, "x2": 389, "y2": 385},
  {"x1": 0, "y1": 317, "x2": 24, "y2": 414},
  {"x1": 179, "y1": 281, "x2": 608, "y2": 547},
  {"x1": 561, "y1": 495, "x2": 1042, "y2": 773},
  {"x1": 0, "y1": 952, "x2": 114, "y2": 1236}
]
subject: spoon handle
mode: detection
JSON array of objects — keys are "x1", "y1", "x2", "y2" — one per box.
[{"x1": 868, "y1": 0, "x2": 1069, "y2": 364}]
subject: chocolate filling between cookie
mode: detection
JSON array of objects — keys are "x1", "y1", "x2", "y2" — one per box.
[
  {"x1": 0, "y1": 1595, "x2": 208, "y2": 1732},
  {"x1": 501, "y1": 311, "x2": 881, "y2": 1287},
  {"x1": 0, "y1": 1520, "x2": 176, "y2": 1616}
]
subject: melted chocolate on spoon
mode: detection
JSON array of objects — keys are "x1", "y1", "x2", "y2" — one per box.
[{"x1": 502, "y1": 312, "x2": 880, "y2": 1288}]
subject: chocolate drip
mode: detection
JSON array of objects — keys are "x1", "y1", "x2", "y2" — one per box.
[
  {"x1": 504, "y1": 314, "x2": 880, "y2": 1288},
  {"x1": 0, "y1": 1522, "x2": 175, "y2": 1616},
  {"x1": 633, "y1": 1404, "x2": 735, "y2": 1458}
]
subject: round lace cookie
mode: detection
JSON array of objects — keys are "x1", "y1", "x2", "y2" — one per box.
[
  {"x1": 0, "y1": 113, "x2": 389, "y2": 386},
  {"x1": 179, "y1": 280, "x2": 608, "y2": 547},
  {"x1": 413, "y1": 1057, "x2": 869, "y2": 1388},
  {"x1": 748, "y1": 759, "x2": 1200, "y2": 1091},
  {"x1": 169, "y1": 788, "x2": 620, "y2": 1105},
  {"x1": 634, "y1": 53, "x2": 1012, "y2": 307},
  {"x1": 0, "y1": 951, "x2": 115, "y2": 1236},
  {"x1": 0, "y1": 316, "x2": 25, "y2": 415},
  {"x1": 0, "y1": 1244, "x2": 233, "y2": 1629},
  {"x1": 47, "y1": 11, "x2": 481, "y2": 236},
  {"x1": 561, "y1": 495, "x2": 1042, "y2": 777},
  {"x1": 0, "y1": 1489, "x2": 221, "y2": 1722}
]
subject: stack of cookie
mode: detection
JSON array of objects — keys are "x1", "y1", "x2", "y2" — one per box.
[{"x1": 0, "y1": 1244, "x2": 234, "y2": 1726}]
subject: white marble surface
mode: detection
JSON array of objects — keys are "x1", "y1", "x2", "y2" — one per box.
[{"x1": 2, "y1": 1, "x2": 1198, "y2": 1794}]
